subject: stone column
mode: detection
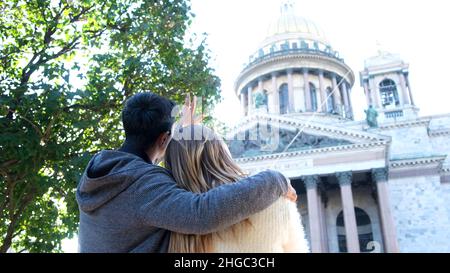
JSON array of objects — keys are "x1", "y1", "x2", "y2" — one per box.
[
  {"x1": 331, "y1": 74, "x2": 342, "y2": 115},
  {"x1": 247, "y1": 85, "x2": 253, "y2": 116},
  {"x1": 303, "y1": 175, "x2": 323, "y2": 253},
  {"x1": 405, "y1": 74, "x2": 415, "y2": 106},
  {"x1": 336, "y1": 171, "x2": 360, "y2": 253},
  {"x1": 341, "y1": 82, "x2": 350, "y2": 118},
  {"x1": 346, "y1": 86, "x2": 354, "y2": 119},
  {"x1": 372, "y1": 168, "x2": 400, "y2": 253},
  {"x1": 399, "y1": 73, "x2": 411, "y2": 106},
  {"x1": 318, "y1": 190, "x2": 329, "y2": 252},
  {"x1": 287, "y1": 69, "x2": 295, "y2": 113},
  {"x1": 370, "y1": 77, "x2": 381, "y2": 108},
  {"x1": 318, "y1": 70, "x2": 327, "y2": 112},
  {"x1": 271, "y1": 73, "x2": 280, "y2": 114},
  {"x1": 240, "y1": 92, "x2": 246, "y2": 116},
  {"x1": 303, "y1": 69, "x2": 312, "y2": 111}
]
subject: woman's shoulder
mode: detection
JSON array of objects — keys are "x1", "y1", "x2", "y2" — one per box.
[
  {"x1": 249, "y1": 198, "x2": 297, "y2": 225},
  {"x1": 212, "y1": 198, "x2": 305, "y2": 252},
  {"x1": 265, "y1": 198, "x2": 298, "y2": 214}
]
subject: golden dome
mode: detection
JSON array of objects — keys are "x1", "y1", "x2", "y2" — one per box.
[{"x1": 261, "y1": 2, "x2": 329, "y2": 47}]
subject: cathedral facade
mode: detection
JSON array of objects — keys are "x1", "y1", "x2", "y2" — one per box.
[{"x1": 228, "y1": 3, "x2": 450, "y2": 253}]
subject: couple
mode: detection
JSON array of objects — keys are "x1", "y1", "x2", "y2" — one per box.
[{"x1": 76, "y1": 92, "x2": 309, "y2": 253}]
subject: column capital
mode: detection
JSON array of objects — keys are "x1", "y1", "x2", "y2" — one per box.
[
  {"x1": 318, "y1": 69, "x2": 324, "y2": 76},
  {"x1": 336, "y1": 171, "x2": 352, "y2": 186},
  {"x1": 271, "y1": 72, "x2": 278, "y2": 78},
  {"x1": 301, "y1": 68, "x2": 309, "y2": 74},
  {"x1": 372, "y1": 168, "x2": 388, "y2": 183},
  {"x1": 287, "y1": 68, "x2": 294, "y2": 74},
  {"x1": 302, "y1": 175, "x2": 320, "y2": 189}
]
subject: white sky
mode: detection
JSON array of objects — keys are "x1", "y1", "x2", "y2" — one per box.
[{"x1": 189, "y1": 0, "x2": 450, "y2": 125}]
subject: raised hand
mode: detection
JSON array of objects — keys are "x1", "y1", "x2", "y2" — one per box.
[{"x1": 179, "y1": 94, "x2": 203, "y2": 127}]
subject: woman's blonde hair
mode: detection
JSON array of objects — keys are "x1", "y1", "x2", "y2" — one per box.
[{"x1": 165, "y1": 124, "x2": 249, "y2": 253}]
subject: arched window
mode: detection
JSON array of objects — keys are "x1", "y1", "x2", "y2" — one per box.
[
  {"x1": 379, "y1": 79, "x2": 399, "y2": 108},
  {"x1": 326, "y1": 87, "x2": 335, "y2": 113},
  {"x1": 279, "y1": 83, "x2": 289, "y2": 114},
  {"x1": 336, "y1": 207, "x2": 374, "y2": 253},
  {"x1": 310, "y1": 83, "x2": 318, "y2": 111}
]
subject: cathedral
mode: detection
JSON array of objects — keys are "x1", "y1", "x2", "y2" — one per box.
[{"x1": 227, "y1": 2, "x2": 450, "y2": 253}]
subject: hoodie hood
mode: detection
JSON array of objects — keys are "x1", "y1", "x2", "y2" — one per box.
[{"x1": 76, "y1": 150, "x2": 150, "y2": 213}]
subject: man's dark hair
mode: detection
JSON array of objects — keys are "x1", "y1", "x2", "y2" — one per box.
[{"x1": 122, "y1": 92, "x2": 176, "y2": 150}]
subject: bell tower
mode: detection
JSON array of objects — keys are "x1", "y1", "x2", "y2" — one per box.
[{"x1": 360, "y1": 50, "x2": 418, "y2": 123}]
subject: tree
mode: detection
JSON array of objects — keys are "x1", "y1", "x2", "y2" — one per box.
[{"x1": 0, "y1": 0, "x2": 221, "y2": 252}]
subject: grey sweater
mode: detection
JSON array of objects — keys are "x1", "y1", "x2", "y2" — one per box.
[{"x1": 76, "y1": 150, "x2": 289, "y2": 253}]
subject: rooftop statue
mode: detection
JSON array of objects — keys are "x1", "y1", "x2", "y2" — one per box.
[
  {"x1": 365, "y1": 105, "x2": 379, "y2": 128},
  {"x1": 254, "y1": 92, "x2": 268, "y2": 109}
]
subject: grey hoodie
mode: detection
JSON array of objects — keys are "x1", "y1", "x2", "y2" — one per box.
[{"x1": 76, "y1": 150, "x2": 289, "y2": 253}]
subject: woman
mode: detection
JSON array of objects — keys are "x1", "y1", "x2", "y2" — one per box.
[{"x1": 164, "y1": 124, "x2": 309, "y2": 253}]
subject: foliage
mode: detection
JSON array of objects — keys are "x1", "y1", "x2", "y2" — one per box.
[{"x1": 0, "y1": 0, "x2": 220, "y2": 252}]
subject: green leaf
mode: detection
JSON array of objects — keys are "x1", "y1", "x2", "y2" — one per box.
[{"x1": 0, "y1": 0, "x2": 220, "y2": 253}]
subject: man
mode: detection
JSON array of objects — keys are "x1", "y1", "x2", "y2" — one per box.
[{"x1": 76, "y1": 92, "x2": 296, "y2": 252}]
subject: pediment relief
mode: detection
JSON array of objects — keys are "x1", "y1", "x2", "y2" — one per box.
[
  {"x1": 228, "y1": 114, "x2": 390, "y2": 142},
  {"x1": 227, "y1": 124, "x2": 354, "y2": 159}
]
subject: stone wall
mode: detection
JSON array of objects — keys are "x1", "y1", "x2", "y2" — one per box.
[
  {"x1": 440, "y1": 182, "x2": 450, "y2": 227},
  {"x1": 389, "y1": 175, "x2": 450, "y2": 252},
  {"x1": 379, "y1": 125, "x2": 435, "y2": 159},
  {"x1": 430, "y1": 134, "x2": 450, "y2": 166}
]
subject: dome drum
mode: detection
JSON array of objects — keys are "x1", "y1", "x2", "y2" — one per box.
[
  {"x1": 235, "y1": 53, "x2": 355, "y2": 96},
  {"x1": 236, "y1": 66, "x2": 355, "y2": 120},
  {"x1": 235, "y1": 2, "x2": 355, "y2": 121},
  {"x1": 244, "y1": 38, "x2": 342, "y2": 72}
]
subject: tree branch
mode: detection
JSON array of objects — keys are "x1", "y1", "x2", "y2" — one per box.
[
  {"x1": 43, "y1": 3, "x2": 70, "y2": 44},
  {"x1": 0, "y1": 186, "x2": 36, "y2": 253},
  {"x1": 0, "y1": 160, "x2": 19, "y2": 170},
  {"x1": 37, "y1": 37, "x2": 81, "y2": 67},
  {"x1": 0, "y1": 198, "x2": 9, "y2": 226},
  {"x1": 12, "y1": 229, "x2": 22, "y2": 239},
  {"x1": 41, "y1": 115, "x2": 57, "y2": 144},
  {"x1": 15, "y1": 112, "x2": 43, "y2": 138},
  {"x1": 19, "y1": 36, "x2": 81, "y2": 87},
  {"x1": 85, "y1": 28, "x2": 107, "y2": 40},
  {"x1": 19, "y1": 4, "x2": 70, "y2": 86},
  {"x1": 69, "y1": 5, "x2": 95, "y2": 23}
]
